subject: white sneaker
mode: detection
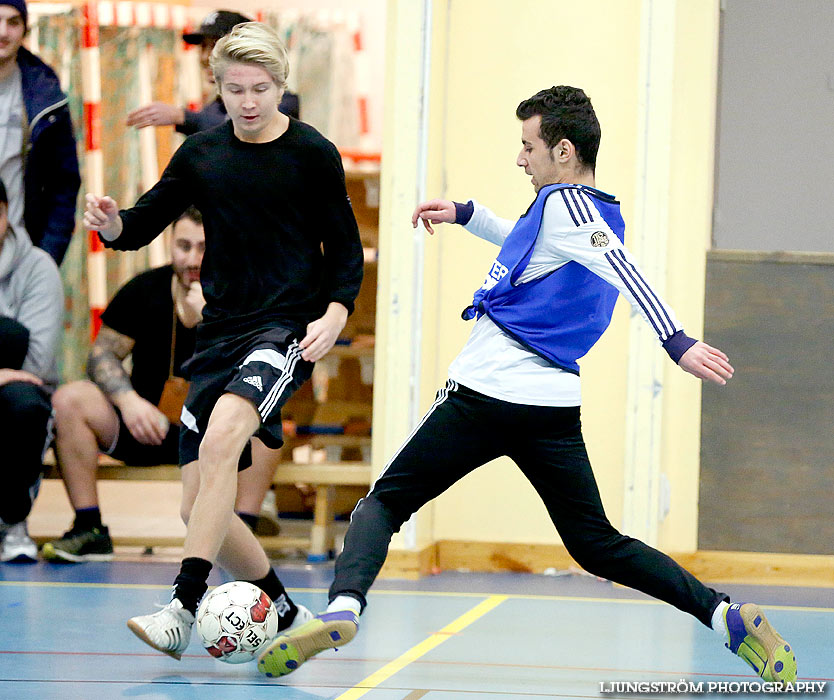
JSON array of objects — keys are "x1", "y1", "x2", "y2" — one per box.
[
  {"x1": 286, "y1": 604, "x2": 314, "y2": 632},
  {"x1": 126, "y1": 598, "x2": 195, "y2": 660},
  {"x1": 0, "y1": 521, "x2": 37, "y2": 563}
]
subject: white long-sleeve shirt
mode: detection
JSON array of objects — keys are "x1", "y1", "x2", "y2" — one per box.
[{"x1": 448, "y1": 194, "x2": 684, "y2": 406}]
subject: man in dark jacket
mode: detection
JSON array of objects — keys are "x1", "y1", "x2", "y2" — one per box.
[
  {"x1": 126, "y1": 10, "x2": 299, "y2": 134},
  {"x1": 0, "y1": 0, "x2": 81, "y2": 266}
]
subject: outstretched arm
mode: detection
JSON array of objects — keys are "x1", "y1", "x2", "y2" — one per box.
[
  {"x1": 412, "y1": 199, "x2": 456, "y2": 235},
  {"x1": 86, "y1": 142, "x2": 193, "y2": 251},
  {"x1": 678, "y1": 341, "x2": 734, "y2": 385},
  {"x1": 126, "y1": 102, "x2": 186, "y2": 130},
  {"x1": 83, "y1": 193, "x2": 122, "y2": 241},
  {"x1": 413, "y1": 198, "x2": 514, "y2": 244},
  {"x1": 540, "y1": 195, "x2": 735, "y2": 386},
  {"x1": 586, "y1": 239, "x2": 735, "y2": 385}
]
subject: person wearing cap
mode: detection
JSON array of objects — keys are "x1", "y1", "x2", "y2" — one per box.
[
  {"x1": 126, "y1": 10, "x2": 299, "y2": 135},
  {"x1": 0, "y1": 0, "x2": 81, "y2": 266}
]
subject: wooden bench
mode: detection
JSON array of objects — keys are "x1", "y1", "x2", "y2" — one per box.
[
  {"x1": 41, "y1": 451, "x2": 373, "y2": 560},
  {"x1": 262, "y1": 461, "x2": 372, "y2": 560}
]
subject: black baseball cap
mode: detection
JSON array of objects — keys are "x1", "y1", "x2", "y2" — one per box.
[{"x1": 182, "y1": 10, "x2": 252, "y2": 45}]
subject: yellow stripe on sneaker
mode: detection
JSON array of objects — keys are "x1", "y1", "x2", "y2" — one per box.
[{"x1": 335, "y1": 595, "x2": 507, "y2": 700}]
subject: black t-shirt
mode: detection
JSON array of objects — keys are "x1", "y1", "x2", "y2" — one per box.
[
  {"x1": 99, "y1": 265, "x2": 197, "y2": 405},
  {"x1": 111, "y1": 119, "x2": 364, "y2": 342}
]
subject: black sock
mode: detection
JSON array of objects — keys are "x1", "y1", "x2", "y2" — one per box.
[
  {"x1": 73, "y1": 507, "x2": 102, "y2": 531},
  {"x1": 236, "y1": 511, "x2": 259, "y2": 532},
  {"x1": 173, "y1": 557, "x2": 213, "y2": 615},
  {"x1": 247, "y1": 568, "x2": 298, "y2": 630}
]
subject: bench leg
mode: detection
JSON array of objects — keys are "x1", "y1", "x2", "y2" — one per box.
[{"x1": 308, "y1": 485, "x2": 336, "y2": 562}]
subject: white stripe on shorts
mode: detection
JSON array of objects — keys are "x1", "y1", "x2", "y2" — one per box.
[
  {"x1": 257, "y1": 341, "x2": 303, "y2": 420},
  {"x1": 241, "y1": 348, "x2": 288, "y2": 371},
  {"x1": 181, "y1": 405, "x2": 199, "y2": 433}
]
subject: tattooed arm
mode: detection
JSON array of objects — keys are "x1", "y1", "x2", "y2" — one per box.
[
  {"x1": 86, "y1": 325, "x2": 168, "y2": 445},
  {"x1": 86, "y1": 325, "x2": 135, "y2": 400}
]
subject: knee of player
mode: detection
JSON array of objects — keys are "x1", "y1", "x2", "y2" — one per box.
[
  {"x1": 356, "y1": 492, "x2": 406, "y2": 528},
  {"x1": 564, "y1": 545, "x2": 598, "y2": 573},
  {"x1": 52, "y1": 382, "x2": 94, "y2": 423},
  {"x1": 561, "y1": 531, "x2": 622, "y2": 572},
  {"x1": 201, "y1": 396, "x2": 259, "y2": 451},
  {"x1": 197, "y1": 424, "x2": 249, "y2": 469}
]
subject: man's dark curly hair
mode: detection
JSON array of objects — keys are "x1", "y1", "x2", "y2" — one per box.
[
  {"x1": 516, "y1": 86, "x2": 601, "y2": 172},
  {"x1": 174, "y1": 205, "x2": 203, "y2": 228}
]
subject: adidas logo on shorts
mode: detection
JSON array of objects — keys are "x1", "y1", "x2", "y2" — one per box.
[{"x1": 243, "y1": 376, "x2": 264, "y2": 392}]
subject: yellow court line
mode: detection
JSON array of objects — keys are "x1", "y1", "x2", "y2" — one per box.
[{"x1": 334, "y1": 594, "x2": 508, "y2": 700}]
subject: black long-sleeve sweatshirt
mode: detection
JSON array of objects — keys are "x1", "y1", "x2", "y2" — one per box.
[{"x1": 106, "y1": 118, "x2": 364, "y2": 340}]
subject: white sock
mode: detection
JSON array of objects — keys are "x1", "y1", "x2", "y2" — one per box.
[
  {"x1": 327, "y1": 595, "x2": 361, "y2": 616},
  {"x1": 711, "y1": 601, "x2": 730, "y2": 643}
]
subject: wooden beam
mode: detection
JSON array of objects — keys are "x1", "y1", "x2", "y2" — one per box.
[
  {"x1": 272, "y1": 463, "x2": 372, "y2": 486},
  {"x1": 380, "y1": 541, "x2": 834, "y2": 588}
]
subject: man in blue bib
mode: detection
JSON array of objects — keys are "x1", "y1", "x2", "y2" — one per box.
[{"x1": 258, "y1": 86, "x2": 797, "y2": 685}]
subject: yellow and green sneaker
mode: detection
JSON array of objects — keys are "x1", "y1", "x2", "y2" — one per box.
[
  {"x1": 257, "y1": 610, "x2": 359, "y2": 678},
  {"x1": 725, "y1": 602, "x2": 797, "y2": 682},
  {"x1": 42, "y1": 525, "x2": 113, "y2": 563}
]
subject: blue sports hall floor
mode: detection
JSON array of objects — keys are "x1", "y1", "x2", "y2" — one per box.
[{"x1": 1, "y1": 559, "x2": 831, "y2": 699}]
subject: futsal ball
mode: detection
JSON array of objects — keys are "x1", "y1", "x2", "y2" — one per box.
[{"x1": 196, "y1": 581, "x2": 279, "y2": 664}]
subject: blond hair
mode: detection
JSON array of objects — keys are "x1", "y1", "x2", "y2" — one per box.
[{"x1": 210, "y1": 22, "x2": 289, "y2": 91}]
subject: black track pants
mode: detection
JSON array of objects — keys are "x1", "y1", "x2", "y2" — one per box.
[
  {"x1": 0, "y1": 381, "x2": 51, "y2": 524},
  {"x1": 330, "y1": 381, "x2": 726, "y2": 627}
]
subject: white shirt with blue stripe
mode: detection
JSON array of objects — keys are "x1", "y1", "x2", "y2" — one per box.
[{"x1": 448, "y1": 194, "x2": 684, "y2": 407}]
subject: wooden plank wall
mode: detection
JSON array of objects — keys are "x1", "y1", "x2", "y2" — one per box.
[{"x1": 698, "y1": 251, "x2": 834, "y2": 555}]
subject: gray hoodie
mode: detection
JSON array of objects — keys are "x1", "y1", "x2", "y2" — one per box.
[{"x1": 0, "y1": 225, "x2": 63, "y2": 387}]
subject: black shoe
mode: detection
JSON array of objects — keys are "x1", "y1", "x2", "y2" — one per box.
[
  {"x1": 42, "y1": 525, "x2": 113, "y2": 562},
  {"x1": 255, "y1": 514, "x2": 282, "y2": 537}
]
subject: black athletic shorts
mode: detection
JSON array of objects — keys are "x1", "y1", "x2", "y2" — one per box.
[
  {"x1": 107, "y1": 406, "x2": 180, "y2": 466},
  {"x1": 179, "y1": 325, "x2": 313, "y2": 470}
]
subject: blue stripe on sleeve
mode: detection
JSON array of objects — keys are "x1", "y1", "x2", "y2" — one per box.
[{"x1": 560, "y1": 189, "x2": 581, "y2": 227}]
